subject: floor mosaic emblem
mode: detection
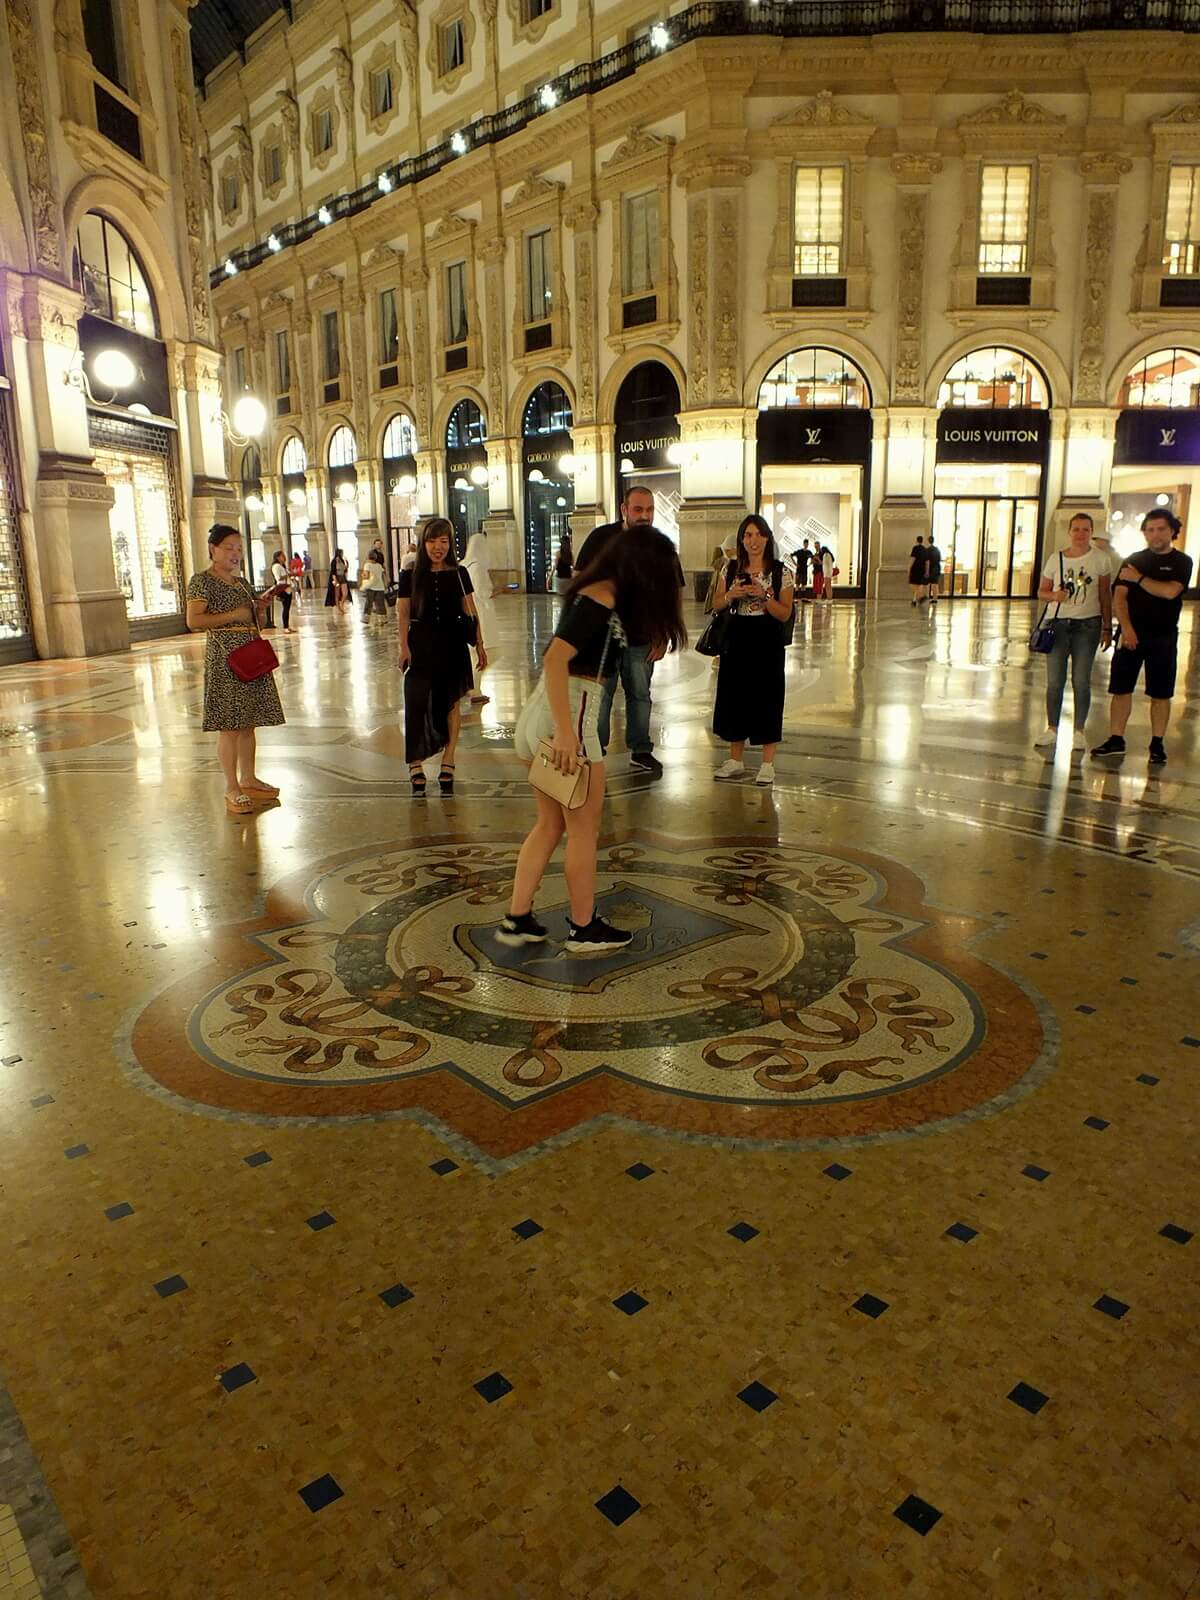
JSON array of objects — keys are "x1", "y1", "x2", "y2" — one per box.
[{"x1": 129, "y1": 832, "x2": 1046, "y2": 1162}]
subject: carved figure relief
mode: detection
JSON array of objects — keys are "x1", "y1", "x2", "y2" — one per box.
[
  {"x1": 713, "y1": 197, "x2": 739, "y2": 403},
  {"x1": 1076, "y1": 190, "x2": 1116, "y2": 404},
  {"x1": 6, "y1": 0, "x2": 62, "y2": 270},
  {"x1": 960, "y1": 89, "x2": 1066, "y2": 126},
  {"x1": 688, "y1": 198, "x2": 709, "y2": 405},
  {"x1": 893, "y1": 191, "x2": 928, "y2": 403}
]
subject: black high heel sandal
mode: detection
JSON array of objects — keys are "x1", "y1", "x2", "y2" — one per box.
[
  {"x1": 409, "y1": 766, "x2": 427, "y2": 796},
  {"x1": 438, "y1": 764, "x2": 455, "y2": 795}
]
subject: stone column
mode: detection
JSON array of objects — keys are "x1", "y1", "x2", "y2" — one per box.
[
  {"x1": 569, "y1": 421, "x2": 606, "y2": 538},
  {"x1": 305, "y1": 467, "x2": 330, "y2": 581},
  {"x1": 484, "y1": 436, "x2": 520, "y2": 577}
]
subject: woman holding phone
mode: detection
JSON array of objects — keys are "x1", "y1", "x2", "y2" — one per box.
[
  {"x1": 185, "y1": 525, "x2": 287, "y2": 816},
  {"x1": 497, "y1": 527, "x2": 685, "y2": 954},
  {"x1": 709, "y1": 514, "x2": 794, "y2": 786}
]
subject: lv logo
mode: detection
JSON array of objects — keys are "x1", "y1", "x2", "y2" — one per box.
[
  {"x1": 805, "y1": 427, "x2": 822, "y2": 445},
  {"x1": 1160, "y1": 428, "x2": 1177, "y2": 447}
]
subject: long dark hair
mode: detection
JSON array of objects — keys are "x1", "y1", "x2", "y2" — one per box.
[
  {"x1": 411, "y1": 516, "x2": 459, "y2": 617},
  {"x1": 733, "y1": 515, "x2": 779, "y2": 582},
  {"x1": 566, "y1": 526, "x2": 687, "y2": 654}
]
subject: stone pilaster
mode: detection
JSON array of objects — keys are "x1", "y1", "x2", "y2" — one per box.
[{"x1": 1075, "y1": 155, "x2": 1132, "y2": 405}]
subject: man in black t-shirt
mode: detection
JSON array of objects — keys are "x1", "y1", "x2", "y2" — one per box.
[
  {"x1": 795, "y1": 539, "x2": 813, "y2": 597},
  {"x1": 575, "y1": 485, "x2": 683, "y2": 777},
  {"x1": 1091, "y1": 509, "x2": 1193, "y2": 766}
]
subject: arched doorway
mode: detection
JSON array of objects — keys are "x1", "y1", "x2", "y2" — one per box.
[
  {"x1": 614, "y1": 362, "x2": 681, "y2": 545},
  {"x1": 381, "y1": 413, "x2": 419, "y2": 577},
  {"x1": 280, "y1": 435, "x2": 309, "y2": 575},
  {"x1": 327, "y1": 424, "x2": 359, "y2": 578},
  {"x1": 239, "y1": 445, "x2": 266, "y2": 586},
  {"x1": 445, "y1": 399, "x2": 488, "y2": 558},
  {"x1": 0, "y1": 340, "x2": 31, "y2": 663},
  {"x1": 1111, "y1": 347, "x2": 1200, "y2": 561},
  {"x1": 522, "y1": 382, "x2": 573, "y2": 593},
  {"x1": 933, "y1": 346, "x2": 1051, "y2": 597},
  {"x1": 74, "y1": 211, "x2": 185, "y2": 637},
  {"x1": 755, "y1": 347, "x2": 872, "y2": 592}
]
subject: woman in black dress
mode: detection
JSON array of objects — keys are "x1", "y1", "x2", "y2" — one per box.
[
  {"x1": 908, "y1": 537, "x2": 929, "y2": 605},
  {"x1": 710, "y1": 514, "x2": 794, "y2": 787},
  {"x1": 396, "y1": 518, "x2": 487, "y2": 794},
  {"x1": 324, "y1": 549, "x2": 350, "y2": 613}
]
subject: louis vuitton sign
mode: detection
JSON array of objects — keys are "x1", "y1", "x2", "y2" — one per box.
[
  {"x1": 757, "y1": 407, "x2": 872, "y2": 464},
  {"x1": 1114, "y1": 408, "x2": 1200, "y2": 467},
  {"x1": 936, "y1": 409, "x2": 1049, "y2": 463}
]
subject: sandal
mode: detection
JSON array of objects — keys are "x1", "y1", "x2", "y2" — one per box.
[
  {"x1": 438, "y1": 765, "x2": 455, "y2": 795},
  {"x1": 243, "y1": 780, "x2": 280, "y2": 797},
  {"x1": 225, "y1": 792, "x2": 255, "y2": 817},
  {"x1": 409, "y1": 766, "x2": 427, "y2": 796}
]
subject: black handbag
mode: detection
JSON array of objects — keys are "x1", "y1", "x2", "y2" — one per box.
[
  {"x1": 1029, "y1": 553, "x2": 1063, "y2": 654},
  {"x1": 695, "y1": 562, "x2": 736, "y2": 656},
  {"x1": 456, "y1": 566, "x2": 479, "y2": 647}
]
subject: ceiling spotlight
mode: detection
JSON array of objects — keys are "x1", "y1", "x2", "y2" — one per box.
[
  {"x1": 223, "y1": 257, "x2": 238, "y2": 277},
  {"x1": 267, "y1": 233, "x2": 281, "y2": 253},
  {"x1": 539, "y1": 84, "x2": 558, "y2": 110},
  {"x1": 93, "y1": 348, "x2": 137, "y2": 390},
  {"x1": 377, "y1": 171, "x2": 393, "y2": 193},
  {"x1": 244, "y1": 492, "x2": 264, "y2": 512},
  {"x1": 337, "y1": 481, "x2": 357, "y2": 502},
  {"x1": 317, "y1": 205, "x2": 332, "y2": 225},
  {"x1": 1155, "y1": 492, "x2": 1170, "y2": 505},
  {"x1": 451, "y1": 131, "x2": 468, "y2": 156},
  {"x1": 288, "y1": 487, "x2": 306, "y2": 507},
  {"x1": 650, "y1": 22, "x2": 670, "y2": 50},
  {"x1": 231, "y1": 395, "x2": 267, "y2": 437}
]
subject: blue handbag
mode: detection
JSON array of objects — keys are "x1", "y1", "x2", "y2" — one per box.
[{"x1": 1029, "y1": 554, "x2": 1063, "y2": 653}]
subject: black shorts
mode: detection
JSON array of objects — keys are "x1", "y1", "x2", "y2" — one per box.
[{"x1": 1108, "y1": 635, "x2": 1178, "y2": 700}]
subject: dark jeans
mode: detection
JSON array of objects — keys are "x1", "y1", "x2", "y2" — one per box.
[
  {"x1": 280, "y1": 590, "x2": 292, "y2": 629},
  {"x1": 598, "y1": 643, "x2": 654, "y2": 755},
  {"x1": 1045, "y1": 616, "x2": 1102, "y2": 727}
]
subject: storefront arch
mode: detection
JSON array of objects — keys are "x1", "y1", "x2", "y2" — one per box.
[
  {"x1": 932, "y1": 344, "x2": 1054, "y2": 598},
  {"x1": 238, "y1": 445, "x2": 267, "y2": 584},
  {"x1": 598, "y1": 347, "x2": 686, "y2": 424},
  {"x1": 1109, "y1": 345, "x2": 1200, "y2": 559},
  {"x1": 925, "y1": 331, "x2": 1066, "y2": 411},
  {"x1": 521, "y1": 380, "x2": 574, "y2": 593},
  {"x1": 744, "y1": 330, "x2": 887, "y2": 411},
  {"x1": 444, "y1": 397, "x2": 488, "y2": 557},
  {"x1": 63, "y1": 177, "x2": 189, "y2": 345},
  {"x1": 1107, "y1": 334, "x2": 1200, "y2": 407},
  {"x1": 326, "y1": 423, "x2": 359, "y2": 568},
  {"x1": 279, "y1": 434, "x2": 310, "y2": 564},
  {"x1": 380, "y1": 411, "x2": 420, "y2": 571},
  {"x1": 754, "y1": 347, "x2": 873, "y2": 592},
  {"x1": 613, "y1": 360, "x2": 682, "y2": 543},
  {"x1": 508, "y1": 369, "x2": 576, "y2": 440}
]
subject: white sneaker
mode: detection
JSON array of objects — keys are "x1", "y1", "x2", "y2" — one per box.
[
  {"x1": 1033, "y1": 727, "x2": 1058, "y2": 748},
  {"x1": 713, "y1": 759, "x2": 745, "y2": 781},
  {"x1": 1071, "y1": 729, "x2": 1087, "y2": 751},
  {"x1": 755, "y1": 763, "x2": 776, "y2": 786}
]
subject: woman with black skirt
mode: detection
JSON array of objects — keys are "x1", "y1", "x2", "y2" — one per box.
[
  {"x1": 396, "y1": 517, "x2": 487, "y2": 794},
  {"x1": 710, "y1": 514, "x2": 794, "y2": 787}
]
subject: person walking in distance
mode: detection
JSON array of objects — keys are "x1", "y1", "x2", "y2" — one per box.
[
  {"x1": 820, "y1": 544, "x2": 835, "y2": 600},
  {"x1": 908, "y1": 537, "x2": 929, "y2": 605},
  {"x1": 1033, "y1": 512, "x2": 1113, "y2": 753},
  {"x1": 925, "y1": 539, "x2": 942, "y2": 604},
  {"x1": 325, "y1": 549, "x2": 350, "y2": 614},
  {"x1": 575, "y1": 485, "x2": 684, "y2": 778},
  {"x1": 359, "y1": 547, "x2": 388, "y2": 624},
  {"x1": 1091, "y1": 508, "x2": 1193, "y2": 766},
  {"x1": 710, "y1": 514, "x2": 795, "y2": 787},
  {"x1": 795, "y1": 538, "x2": 813, "y2": 599},
  {"x1": 499, "y1": 528, "x2": 686, "y2": 954},
  {"x1": 270, "y1": 549, "x2": 294, "y2": 633},
  {"x1": 288, "y1": 550, "x2": 304, "y2": 606}
]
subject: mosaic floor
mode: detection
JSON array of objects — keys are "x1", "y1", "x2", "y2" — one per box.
[{"x1": 0, "y1": 593, "x2": 1197, "y2": 1599}]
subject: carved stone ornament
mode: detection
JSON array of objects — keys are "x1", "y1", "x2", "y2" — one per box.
[
  {"x1": 565, "y1": 200, "x2": 599, "y2": 231},
  {"x1": 713, "y1": 196, "x2": 739, "y2": 403},
  {"x1": 432, "y1": 213, "x2": 471, "y2": 244},
  {"x1": 366, "y1": 244, "x2": 401, "y2": 268},
  {"x1": 505, "y1": 174, "x2": 562, "y2": 211},
  {"x1": 263, "y1": 290, "x2": 291, "y2": 310},
  {"x1": 891, "y1": 152, "x2": 943, "y2": 184},
  {"x1": 1076, "y1": 189, "x2": 1116, "y2": 404},
  {"x1": 1156, "y1": 100, "x2": 1200, "y2": 125},
  {"x1": 506, "y1": 0, "x2": 558, "y2": 44},
  {"x1": 688, "y1": 198, "x2": 709, "y2": 406},
  {"x1": 1078, "y1": 153, "x2": 1132, "y2": 186},
  {"x1": 480, "y1": 236, "x2": 506, "y2": 265},
  {"x1": 602, "y1": 127, "x2": 673, "y2": 172},
  {"x1": 486, "y1": 266, "x2": 504, "y2": 423},
  {"x1": 960, "y1": 90, "x2": 1065, "y2": 127},
  {"x1": 234, "y1": 124, "x2": 254, "y2": 185},
  {"x1": 333, "y1": 47, "x2": 354, "y2": 124},
  {"x1": 278, "y1": 90, "x2": 300, "y2": 157},
  {"x1": 171, "y1": 26, "x2": 210, "y2": 335},
  {"x1": 893, "y1": 190, "x2": 929, "y2": 404},
  {"x1": 311, "y1": 269, "x2": 342, "y2": 293},
  {"x1": 6, "y1": 0, "x2": 62, "y2": 270},
  {"x1": 574, "y1": 232, "x2": 596, "y2": 418},
  {"x1": 773, "y1": 90, "x2": 873, "y2": 127},
  {"x1": 53, "y1": 0, "x2": 85, "y2": 54}
]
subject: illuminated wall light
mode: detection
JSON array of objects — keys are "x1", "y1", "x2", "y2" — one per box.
[
  {"x1": 231, "y1": 395, "x2": 267, "y2": 437},
  {"x1": 337, "y1": 481, "x2": 357, "y2": 502},
  {"x1": 619, "y1": 457, "x2": 636, "y2": 474},
  {"x1": 557, "y1": 453, "x2": 576, "y2": 476},
  {"x1": 267, "y1": 233, "x2": 281, "y2": 252},
  {"x1": 223, "y1": 257, "x2": 238, "y2": 277},
  {"x1": 244, "y1": 492, "x2": 264, "y2": 512},
  {"x1": 397, "y1": 474, "x2": 418, "y2": 494},
  {"x1": 469, "y1": 464, "x2": 489, "y2": 487},
  {"x1": 665, "y1": 443, "x2": 684, "y2": 467},
  {"x1": 128, "y1": 402, "x2": 151, "y2": 416},
  {"x1": 317, "y1": 206, "x2": 332, "y2": 225},
  {"x1": 377, "y1": 171, "x2": 393, "y2": 193},
  {"x1": 453, "y1": 476, "x2": 470, "y2": 490},
  {"x1": 451, "y1": 131, "x2": 468, "y2": 155},
  {"x1": 1155, "y1": 492, "x2": 1170, "y2": 505},
  {"x1": 650, "y1": 23, "x2": 670, "y2": 50},
  {"x1": 539, "y1": 84, "x2": 558, "y2": 110},
  {"x1": 93, "y1": 348, "x2": 137, "y2": 389},
  {"x1": 288, "y1": 487, "x2": 307, "y2": 507}
]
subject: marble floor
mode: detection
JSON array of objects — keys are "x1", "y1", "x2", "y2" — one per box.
[{"x1": 0, "y1": 591, "x2": 1197, "y2": 1600}]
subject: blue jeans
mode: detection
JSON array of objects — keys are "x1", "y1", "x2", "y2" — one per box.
[
  {"x1": 598, "y1": 643, "x2": 654, "y2": 755},
  {"x1": 1045, "y1": 616, "x2": 1102, "y2": 727}
]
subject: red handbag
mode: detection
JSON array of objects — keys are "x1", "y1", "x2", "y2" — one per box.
[{"x1": 226, "y1": 635, "x2": 279, "y2": 682}]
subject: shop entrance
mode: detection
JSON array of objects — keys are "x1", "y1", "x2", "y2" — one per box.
[
  {"x1": 0, "y1": 376, "x2": 31, "y2": 663},
  {"x1": 445, "y1": 400, "x2": 488, "y2": 558},
  {"x1": 523, "y1": 382, "x2": 574, "y2": 593},
  {"x1": 280, "y1": 435, "x2": 309, "y2": 569},
  {"x1": 614, "y1": 362, "x2": 681, "y2": 546},
  {"x1": 1110, "y1": 347, "x2": 1200, "y2": 561},
  {"x1": 381, "y1": 413, "x2": 420, "y2": 578},
  {"x1": 930, "y1": 490, "x2": 1040, "y2": 597},
  {"x1": 89, "y1": 411, "x2": 183, "y2": 638}
]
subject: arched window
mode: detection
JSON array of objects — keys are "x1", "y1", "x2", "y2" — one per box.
[
  {"x1": 615, "y1": 361, "x2": 680, "y2": 425},
  {"x1": 1118, "y1": 348, "x2": 1200, "y2": 409},
  {"x1": 280, "y1": 435, "x2": 307, "y2": 475},
  {"x1": 757, "y1": 348, "x2": 869, "y2": 410},
  {"x1": 73, "y1": 213, "x2": 158, "y2": 337},
  {"x1": 523, "y1": 382, "x2": 573, "y2": 437},
  {"x1": 382, "y1": 414, "x2": 418, "y2": 458},
  {"x1": 937, "y1": 347, "x2": 1049, "y2": 410},
  {"x1": 327, "y1": 425, "x2": 357, "y2": 468},
  {"x1": 446, "y1": 399, "x2": 486, "y2": 450}
]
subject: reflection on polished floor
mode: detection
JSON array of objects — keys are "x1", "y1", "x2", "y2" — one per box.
[{"x1": 0, "y1": 593, "x2": 1198, "y2": 1600}]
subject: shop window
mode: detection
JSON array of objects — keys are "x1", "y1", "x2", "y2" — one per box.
[
  {"x1": 371, "y1": 69, "x2": 394, "y2": 119},
  {"x1": 328, "y1": 425, "x2": 357, "y2": 469},
  {"x1": 321, "y1": 311, "x2": 341, "y2": 383},
  {"x1": 89, "y1": 412, "x2": 184, "y2": 628},
  {"x1": 525, "y1": 230, "x2": 552, "y2": 324},
  {"x1": 264, "y1": 143, "x2": 282, "y2": 188},
  {"x1": 232, "y1": 346, "x2": 248, "y2": 393},
  {"x1": 446, "y1": 262, "x2": 469, "y2": 345},
  {"x1": 793, "y1": 167, "x2": 843, "y2": 276},
  {"x1": 757, "y1": 347, "x2": 868, "y2": 410},
  {"x1": 281, "y1": 435, "x2": 308, "y2": 476},
  {"x1": 221, "y1": 173, "x2": 240, "y2": 216},
  {"x1": 1164, "y1": 167, "x2": 1200, "y2": 277},
  {"x1": 274, "y1": 331, "x2": 291, "y2": 413},
  {"x1": 1118, "y1": 348, "x2": 1200, "y2": 409},
  {"x1": 74, "y1": 212, "x2": 158, "y2": 338},
  {"x1": 978, "y1": 165, "x2": 1031, "y2": 274},
  {"x1": 382, "y1": 414, "x2": 418, "y2": 458},
  {"x1": 440, "y1": 19, "x2": 465, "y2": 76},
  {"x1": 313, "y1": 108, "x2": 334, "y2": 154},
  {"x1": 937, "y1": 347, "x2": 1048, "y2": 410},
  {"x1": 622, "y1": 192, "x2": 658, "y2": 296}
]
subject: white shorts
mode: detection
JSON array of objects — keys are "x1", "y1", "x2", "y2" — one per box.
[{"x1": 515, "y1": 676, "x2": 604, "y2": 764}]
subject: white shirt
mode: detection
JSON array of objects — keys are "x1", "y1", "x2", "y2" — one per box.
[
  {"x1": 271, "y1": 561, "x2": 288, "y2": 585},
  {"x1": 1040, "y1": 545, "x2": 1109, "y2": 620},
  {"x1": 821, "y1": 552, "x2": 834, "y2": 578},
  {"x1": 732, "y1": 564, "x2": 794, "y2": 619},
  {"x1": 360, "y1": 561, "x2": 385, "y2": 591}
]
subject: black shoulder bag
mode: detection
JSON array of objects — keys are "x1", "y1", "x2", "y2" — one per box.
[
  {"x1": 1029, "y1": 553, "x2": 1064, "y2": 654},
  {"x1": 695, "y1": 562, "x2": 736, "y2": 657}
]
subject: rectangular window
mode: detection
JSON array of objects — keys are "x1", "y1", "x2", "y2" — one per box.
[
  {"x1": 371, "y1": 68, "x2": 393, "y2": 118},
  {"x1": 978, "y1": 164, "x2": 1031, "y2": 275},
  {"x1": 265, "y1": 144, "x2": 282, "y2": 187},
  {"x1": 221, "y1": 174, "x2": 240, "y2": 215},
  {"x1": 314, "y1": 108, "x2": 334, "y2": 153},
  {"x1": 82, "y1": 0, "x2": 125, "y2": 91},
  {"x1": 440, "y1": 19, "x2": 465, "y2": 76},
  {"x1": 446, "y1": 262, "x2": 468, "y2": 345},
  {"x1": 274, "y1": 330, "x2": 291, "y2": 397},
  {"x1": 1164, "y1": 165, "x2": 1200, "y2": 276},
  {"x1": 322, "y1": 310, "x2": 340, "y2": 381},
  {"x1": 793, "y1": 166, "x2": 844, "y2": 276},
  {"x1": 378, "y1": 288, "x2": 399, "y2": 363},
  {"x1": 233, "y1": 347, "x2": 248, "y2": 393},
  {"x1": 525, "y1": 230, "x2": 552, "y2": 323},
  {"x1": 522, "y1": 0, "x2": 553, "y2": 20},
  {"x1": 622, "y1": 191, "x2": 659, "y2": 296}
]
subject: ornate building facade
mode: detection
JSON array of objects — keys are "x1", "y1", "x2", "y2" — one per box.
[
  {"x1": 0, "y1": 0, "x2": 230, "y2": 661},
  {"x1": 200, "y1": 0, "x2": 1200, "y2": 601}
]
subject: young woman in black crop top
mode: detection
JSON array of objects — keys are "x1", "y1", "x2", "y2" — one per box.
[{"x1": 498, "y1": 527, "x2": 686, "y2": 955}]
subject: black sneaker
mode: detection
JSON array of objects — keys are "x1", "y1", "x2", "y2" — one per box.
[
  {"x1": 565, "y1": 915, "x2": 633, "y2": 955},
  {"x1": 1090, "y1": 735, "x2": 1126, "y2": 758},
  {"x1": 495, "y1": 911, "x2": 548, "y2": 947},
  {"x1": 630, "y1": 752, "x2": 664, "y2": 778},
  {"x1": 1149, "y1": 739, "x2": 1168, "y2": 766}
]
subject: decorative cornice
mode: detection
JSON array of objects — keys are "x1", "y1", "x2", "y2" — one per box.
[
  {"x1": 601, "y1": 127, "x2": 673, "y2": 171},
  {"x1": 1078, "y1": 152, "x2": 1133, "y2": 184},
  {"x1": 504, "y1": 174, "x2": 563, "y2": 210},
  {"x1": 960, "y1": 89, "x2": 1066, "y2": 127},
  {"x1": 772, "y1": 90, "x2": 873, "y2": 127},
  {"x1": 891, "y1": 152, "x2": 943, "y2": 183}
]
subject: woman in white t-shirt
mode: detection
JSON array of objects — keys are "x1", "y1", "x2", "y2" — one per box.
[
  {"x1": 1033, "y1": 512, "x2": 1113, "y2": 752},
  {"x1": 270, "y1": 551, "x2": 293, "y2": 632}
]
